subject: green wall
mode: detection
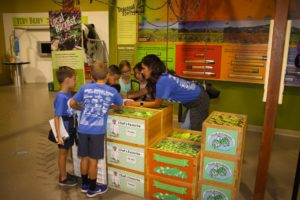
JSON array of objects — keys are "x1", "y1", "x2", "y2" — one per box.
[{"x1": 0, "y1": 1, "x2": 299, "y2": 131}]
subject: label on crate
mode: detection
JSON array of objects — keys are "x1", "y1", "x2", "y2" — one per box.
[
  {"x1": 107, "y1": 116, "x2": 145, "y2": 145},
  {"x1": 205, "y1": 127, "x2": 238, "y2": 155},
  {"x1": 153, "y1": 192, "x2": 183, "y2": 200},
  {"x1": 107, "y1": 142, "x2": 145, "y2": 172},
  {"x1": 203, "y1": 157, "x2": 235, "y2": 185},
  {"x1": 201, "y1": 184, "x2": 231, "y2": 200},
  {"x1": 108, "y1": 167, "x2": 145, "y2": 197}
]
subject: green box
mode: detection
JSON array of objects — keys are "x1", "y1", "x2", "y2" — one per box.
[
  {"x1": 201, "y1": 184, "x2": 232, "y2": 200},
  {"x1": 107, "y1": 141, "x2": 145, "y2": 173},
  {"x1": 107, "y1": 116, "x2": 146, "y2": 145},
  {"x1": 202, "y1": 157, "x2": 236, "y2": 185},
  {"x1": 108, "y1": 167, "x2": 145, "y2": 198},
  {"x1": 205, "y1": 127, "x2": 238, "y2": 155}
]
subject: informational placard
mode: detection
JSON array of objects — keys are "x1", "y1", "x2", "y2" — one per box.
[
  {"x1": 285, "y1": 20, "x2": 300, "y2": 86},
  {"x1": 117, "y1": 45, "x2": 135, "y2": 64},
  {"x1": 13, "y1": 17, "x2": 49, "y2": 26},
  {"x1": 202, "y1": 157, "x2": 235, "y2": 185},
  {"x1": 108, "y1": 167, "x2": 145, "y2": 197},
  {"x1": 136, "y1": 44, "x2": 176, "y2": 70},
  {"x1": 117, "y1": 0, "x2": 136, "y2": 45},
  {"x1": 51, "y1": 50, "x2": 85, "y2": 91},
  {"x1": 107, "y1": 116, "x2": 146, "y2": 145},
  {"x1": 107, "y1": 141, "x2": 145, "y2": 172},
  {"x1": 176, "y1": 45, "x2": 222, "y2": 79}
]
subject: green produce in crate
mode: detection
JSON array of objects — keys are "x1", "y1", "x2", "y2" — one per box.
[
  {"x1": 154, "y1": 166, "x2": 188, "y2": 179},
  {"x1": 207, "y1": 112, "x2": 245, "y2": 127},
  {"x1": 168, "y1": 132, "x2": 201, "y2": 142},
  {"x1": 153, "y1": 192, "x2": 183, "y2": 200},
  {"x1": 154, "y1": 140, "x2": 200, "y2": 157},
  {"x1": 113, "y1": 108, "x2": 155, "y2": 118}
]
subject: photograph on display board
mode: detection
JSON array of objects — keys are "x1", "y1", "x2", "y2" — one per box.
[
  {"x1": 285, "y1": 20, "x2": 300, "y2": 86},
  {"x1": 49, "y1": 10, "x2": 82, "y2": 51}
]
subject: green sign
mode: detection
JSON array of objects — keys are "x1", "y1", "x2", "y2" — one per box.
[
  {"x1": 202, "y1": 157, "x2": 235, "y2": 185},
  {"x1": 107, "y1": 115, "x2": 146, "y2": 145},
  {"x1": 201, "y1": 184, "x2": 231, "y2": 200},
  {"x1": 12, "y1": 16, "x2": 88, "y2": 27},
  {"x1": 135, "y1": 44, "x2": 176, "y2": 70},
  {"x1": 108, "y1": 167, "x2": 145, "y2": 197},
  {"x1": 51, "y1": 50, "x2": 85, "y2": 91},
  {"x1": 13, "y1": 17, "x2": 49, "y2": 26},
  {"x1": 205, "y1": 127, "x2": 238, "y2": 155},
  {"x1": 107, "y1": 141, "x2": 145, "y2": 172}
]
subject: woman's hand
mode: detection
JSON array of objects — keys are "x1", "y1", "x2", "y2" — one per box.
[{"x1": 124, "y1": 100, "x2": 137, "y2": 106}]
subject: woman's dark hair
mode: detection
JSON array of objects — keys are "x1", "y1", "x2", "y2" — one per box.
[
  {"x1": 109, "y1": 65, "x2": 121, "y2": 75},
  {"x1": 141, "y1": 54, "x2": 166, "y2": 81},
  {"x1": 119, "y1": 60, "x2": 131, "y2": 71}
]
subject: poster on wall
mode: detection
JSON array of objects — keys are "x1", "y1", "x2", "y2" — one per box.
[
  {"x1": 285, "y1": 20, "x2": 300, "y2": 86},
  {"x1": 49, "y1": 10, "x2": 82, "y2": 51},
  {"x1": 117, "y1": 0, "x2": 136, "y2": 45}
]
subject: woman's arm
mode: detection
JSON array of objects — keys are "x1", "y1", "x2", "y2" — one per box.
[{"x1": 125, "y1": 98, "x2": 163, "y2": 108}]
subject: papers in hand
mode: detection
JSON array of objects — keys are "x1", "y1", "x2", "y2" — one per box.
[{"x1": 49, "y1": 117, "x2": 69, "y2": 142}]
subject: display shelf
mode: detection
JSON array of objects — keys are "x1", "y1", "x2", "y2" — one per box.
[
  {"x1": 107, "y1": 107, "x2": 162, "y2": 146},
  {"x1": 148, "y1": 137, "x2": 201, "y2": 184},
  {"x1": 107, "y1": 140, "x2": 147, "y2": 173},
  {"x1": 127, "y1": 104, "x2": 174, "y2": 135},
  {"x1": 108, "y1": 166, "x2": 147, "y2": 198},
  {"x1": 166, "y1": 128, "x2": 202, "y2": 145},
  {"x1": 148, "y1": 175, "x2": 198, "y2": 200},
  {"x1": 202, "y1": 111, "x2": 247, "y2": 159}
]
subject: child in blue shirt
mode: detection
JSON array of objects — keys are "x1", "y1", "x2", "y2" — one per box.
[
  {"x1": 53, "y1": 66, "x2": 78, "y2": 186},
  {"x1": 70, "y1": 61, "x2": 123, "y2": 198}
]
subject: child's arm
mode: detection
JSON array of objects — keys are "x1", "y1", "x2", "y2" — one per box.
[
  {"x1": 69, "y1": 98, "x2": 81, "y2": 110},
  {"x1": 125, "y1": 98, "x2": 163, "y2": 108},
  {"x1": 54, "y1": 116, "x2": 64, "y2": 145}
]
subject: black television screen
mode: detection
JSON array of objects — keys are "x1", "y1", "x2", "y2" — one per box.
[{"x1": 38, "y1": 42, "x2": 51, "y2": 57}]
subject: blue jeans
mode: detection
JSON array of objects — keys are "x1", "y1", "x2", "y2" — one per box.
[{"x1": 181, "y1": 109, "x2": 191, "y2": 130}]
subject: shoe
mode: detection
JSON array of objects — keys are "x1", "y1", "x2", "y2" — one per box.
[
  {"x1": 67, "y1": 173, "x2": 78, "y2": 181},
  {"x1": 86, "y1": 185, "x2": 108, "y2": 198},
  {"x1": 81, "y1": 183, "x2": 89, "y2": 193},
  {"x1": 58, "y1": 177, "x2": 78, "y2": 187}
]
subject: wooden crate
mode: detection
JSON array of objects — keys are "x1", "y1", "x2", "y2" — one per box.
[
  {"x1": 127, "y1": 104, "x2": 174, "y2": 135},
  {"x1": 148, "y1": 137, "x2": 201, "y2": 185},
  {"x1": 199, "y1": 153, "x2": 242, "y2": 188},
  {"x1": 107, "y1": 107, "x2": 162, "y2": 146},
  {"x1": 148, "y1": 175, "x2": 197, "y2": 200},
  {"x1": 198, "y1": 181, "x2": 238, "y2": 200},
  {"x1": 108, "y1": 165, "x2": 147, "y2": 198},
  {"x1": 107, "y1": 140, "x2": 147, "y2": 173},
  {"x1": 166, "y1": 128, "x2": 202, "y2": 145},
  {"x1": 202, "y1": 111, "x2": 247, "y2": 159}
]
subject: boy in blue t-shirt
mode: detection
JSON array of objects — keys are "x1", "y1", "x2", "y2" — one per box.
[
  {"x1": 53, "y1": 66, "x2": 78, "y2": 186},
  {"x1": 70, "y1": 62, "x2": 123, "y2": 198}
]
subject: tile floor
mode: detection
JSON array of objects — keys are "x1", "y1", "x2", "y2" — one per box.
[{"x1": 0, "y1": 84, "x2": 299, "y2": 200}]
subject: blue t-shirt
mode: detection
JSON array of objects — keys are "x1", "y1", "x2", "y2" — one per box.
[
  {"x1": 73, "y1": 83, "x2": 123, "y2": 135},
  {"x1": 54, "y1": 92, "x2": 73, "y2": 129},
  {"x1": 156, "y1": 74, "x2": 201, "y2": 104}
]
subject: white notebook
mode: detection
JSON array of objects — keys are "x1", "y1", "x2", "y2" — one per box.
[{"x1": 49, "y1": 117, "x2": 70, "y2": 142}]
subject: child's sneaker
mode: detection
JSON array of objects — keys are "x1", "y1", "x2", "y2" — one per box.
[
  {"x1": 86, "y1": 185, "x2": 108, "y2": 198},
  {"x1": 81, "y1": 183, "x2": 89, "y2": 193},
  {"x1": 58, "y1": 177, "x2": 77, "y2": 187}
]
